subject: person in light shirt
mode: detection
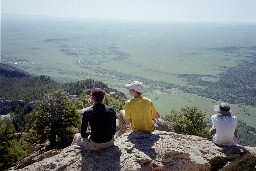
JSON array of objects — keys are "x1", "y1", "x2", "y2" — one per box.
[{"x1": 209, "y1": 103, "x2": 238, "y2": 146}]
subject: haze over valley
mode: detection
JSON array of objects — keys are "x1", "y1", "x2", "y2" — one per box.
[
  {"x1": 1, "y1": 14, "x2": 256, "y2": 130},
  {"x1": 1, "y1": 2, "x2": 256, "y2": 170}
]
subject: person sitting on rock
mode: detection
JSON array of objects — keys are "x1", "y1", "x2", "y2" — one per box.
[
  {"x1": 72, "y1": 88, "x2": 116, "y2": 150},
  {"x1": 208, "y1": 102, "x2": 238, "y2": 146},
  {"x1": 117, "y1": 81, "x2": 160, "y2": 136}
]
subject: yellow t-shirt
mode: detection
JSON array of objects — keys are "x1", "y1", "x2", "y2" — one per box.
[{"x1": 124, "y1": 96, "x2": 158, "y2": 132}]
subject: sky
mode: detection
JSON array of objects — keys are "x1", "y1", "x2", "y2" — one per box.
[{"x1": 1, "y1": 0, "x2": 256, "y2": 23}]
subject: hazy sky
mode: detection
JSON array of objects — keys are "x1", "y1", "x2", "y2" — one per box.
[{"x1": 1, "y1": 0, "x2": 256, "y2": 22}]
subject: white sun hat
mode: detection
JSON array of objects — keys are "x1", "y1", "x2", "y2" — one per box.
[{"x1": 125, "y1": 81, "x2": 144, "y2": 93}]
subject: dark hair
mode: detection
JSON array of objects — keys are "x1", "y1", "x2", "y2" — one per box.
[
  {"x1": 91, "y1": 88, "x2": 105, "y2": 102},
  {"x1": 136, "y1": 91, "x2": 142, "y2": 96},
  {"x1": 130, "y1": 89, "x2": 142, "y2": 96},
  {"x1": 220, "y1": 105, "x2": 230, "y2": 112}
]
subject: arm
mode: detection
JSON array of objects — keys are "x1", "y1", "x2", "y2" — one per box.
[
  {"x1": 125, "y1": 118, "x2": 132, "y2": 124},
  {"x1": 124, "y1": 103, "x2": 132, "y2": 124},
  {"x1": 234, "y1": 116, "x2": 238, "y2": 138},
  {"x1": 81, "y1": 112, "x2": 89, "y2": 138},
  {"x1": 152, "y1": 112, "x2": 160, "y2": 119},
  {"x1": 112, "y1": 111, "x2": 116, "y2": 135},
  {"x1": 234, "y1": 128, "x2": 238, "y2": 138},
  {"x1": 151, "y1": 101, "x2": 160, "y2": 120},
  {"x1": 208, "y1": 115, "x2": 216, "y2": 138},
  {"x1": 208, "y1": 127, "x2": 216, "y2": 138}
]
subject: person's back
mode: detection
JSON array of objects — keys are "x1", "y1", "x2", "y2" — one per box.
[
  {"x1": 84, "y1": 103, "x2": 116, "y2": 143},
  {"x1": 209, "y1": 103, "x2": 238, "y2": 146},
  {"x1": 211, "y1": 114, "x2": 237, "y2": 145},
  {"x1": 125, "y1": 96, "x2": 157, "y2": 132},
  {"x1": 121, "y1": 81, "x2": 160, "y2": 134}
]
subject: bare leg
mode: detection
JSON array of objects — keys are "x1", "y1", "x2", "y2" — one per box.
[
  {"x1": 71, "y1": 133, "x2": 81, "y2": 145},
  {"x1": 117, "y1": 110, "x2": 127, "y2": 137}
]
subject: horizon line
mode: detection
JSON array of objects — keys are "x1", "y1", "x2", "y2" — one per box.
[{"x1": 2, "y1": 13, "x2": 256, "y2": 25}]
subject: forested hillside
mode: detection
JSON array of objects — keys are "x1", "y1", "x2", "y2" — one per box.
[
  {"x1": 178, "y1": 47, "x2": 256, "y2": 106},
  {"x1": 0, "y1": 64, "x2": 29, "y2": 78},
  {"x1": 0, "y1": 63, "x2": 127, "y2": 170},
  {"x1": 0, "y1": 63, "x2": 126, "y2": 103},
  {"x1": 0, "y1": 63, "x2": 256, "y2": 170},
  {"x1": 0, "y1": 63, "x2": 60, "y2": 102},
  {"x1": 1, "y1": 63, "x2": 255, "y2": 147}
]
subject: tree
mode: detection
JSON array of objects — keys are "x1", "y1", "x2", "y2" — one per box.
[
  {"x1": 103, "y1": 95, "x2": 125, "y2": 112},
  {"x1": 12, "y1": 104, "x2": 26, "y2": 132},
  {"x1": 0, "y1": 118, "x2": 27, "y2": 170},
  {"x1": 27, "y1": 90, "x2": 82, "y2": 148},
  {"x1": 165, "y1": 106, "x2": 208, "y2": 137},
  {"x1": 79, "y1": 90, "x2": 125, "y2": 112}
]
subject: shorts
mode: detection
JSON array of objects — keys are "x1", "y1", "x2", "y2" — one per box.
[{"x1": 74, "y1": 133, "x2": 114, "y2": 150}]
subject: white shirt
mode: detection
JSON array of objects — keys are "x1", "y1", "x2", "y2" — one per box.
[{"x1": 211, "y1": 114, "x2": 237, "y2": 145}]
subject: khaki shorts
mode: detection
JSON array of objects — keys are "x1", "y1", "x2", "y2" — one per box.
[{"x1": 74, "y1": 133, "x2": 114, "y2": 150}]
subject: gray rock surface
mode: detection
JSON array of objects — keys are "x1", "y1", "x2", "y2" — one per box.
[{"x1": 10, "y1": 130, "x2": 256, "y2": 171}]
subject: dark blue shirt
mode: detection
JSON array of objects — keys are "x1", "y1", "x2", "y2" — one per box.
[{"x1": 81, "y1": 103, "x2": 116, "y2": 143}]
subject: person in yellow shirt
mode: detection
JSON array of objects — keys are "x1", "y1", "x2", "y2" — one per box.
[{"x1": 117, "y1": 81, "x2": 160, "y2": 136}]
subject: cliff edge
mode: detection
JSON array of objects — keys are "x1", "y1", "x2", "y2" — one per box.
[{"x1": 10, "y1": 130, "x2": 256, "y2": 171}]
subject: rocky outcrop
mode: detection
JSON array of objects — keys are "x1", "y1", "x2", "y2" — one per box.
[{"x1": 10, "y1": 130, "x2": 256, "y2": 171}]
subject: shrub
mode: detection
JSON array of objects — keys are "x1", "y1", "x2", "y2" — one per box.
[{"x1": 165, "y1": 106, "x2": 208, "y2": 137}]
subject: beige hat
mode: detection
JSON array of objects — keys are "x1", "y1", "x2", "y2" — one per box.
[{"x1": 214, "y1": 103, "x2": 231, "y2": 113}]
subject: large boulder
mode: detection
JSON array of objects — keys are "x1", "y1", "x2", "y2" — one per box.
[{"x1": 10, "y1": 130, "x2": 256, "y2": 171}]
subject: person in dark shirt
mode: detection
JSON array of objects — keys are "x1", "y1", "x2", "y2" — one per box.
[{"x1": 72, "y1": 88, "x2": 116, "y2": 150}]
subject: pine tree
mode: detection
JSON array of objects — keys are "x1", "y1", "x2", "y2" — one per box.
[
  {"x1": 0, "y1": 118, "x2": 27, "y2": 170},
  {"x1": 12, "y1": 104, "x2": 26, "y2": 132},
  {"x1": 27, "y1": 90, "x2": 81, "y2": 148}
]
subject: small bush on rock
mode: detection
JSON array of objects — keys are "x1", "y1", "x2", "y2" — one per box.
[{"x1": 165, "y1": 106, "x2": 208, "y2": 137}]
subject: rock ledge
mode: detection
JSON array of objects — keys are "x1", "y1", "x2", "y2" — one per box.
[{"x1": 10, "y1": 130, "x2": 256, "y2": 171}]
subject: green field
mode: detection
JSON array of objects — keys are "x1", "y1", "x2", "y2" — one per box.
[{"x1": 2, "y1": 14, "x2": 256, "y2": 128}]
